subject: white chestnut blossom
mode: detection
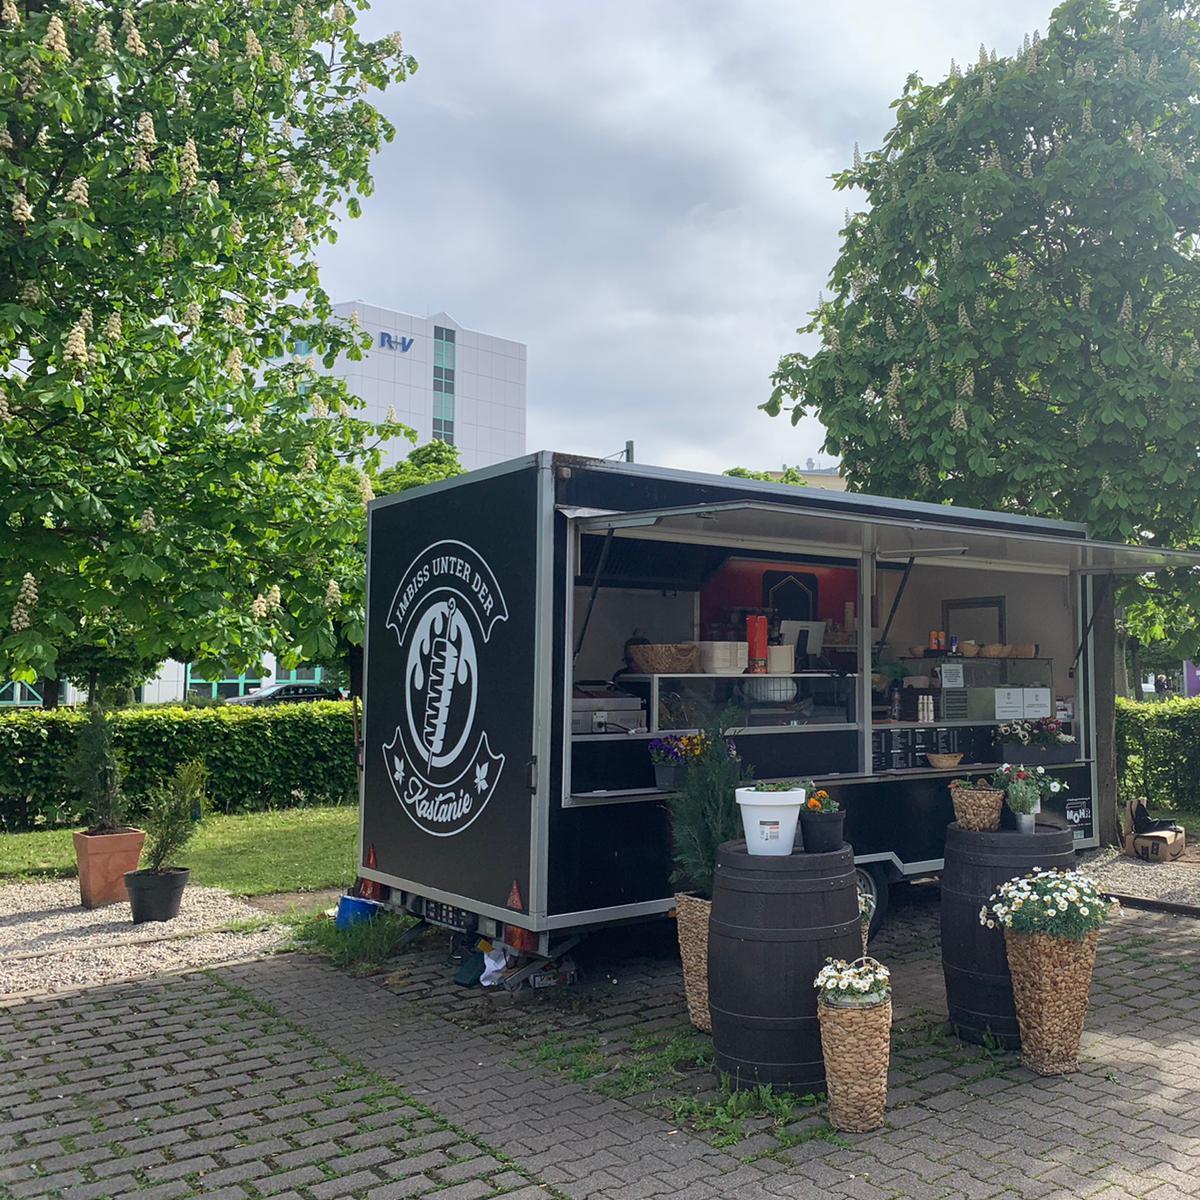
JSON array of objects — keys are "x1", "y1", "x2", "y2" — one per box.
[
  {"x1": 43, "y1": 15, "x2": 69, "y2": 56},
  {"x1": 64, "y1": 318, "x2": 89, "y2": 365},
  {"x1": 233, "y1": 87, "x2": 247, "y2": 111},
  {"x1": 230, "y1": 216, "x2": 245, "y2": 243},
  {"x1": 135, "y1": 112, "x2": 157, "y2": 148},
  {"x1": 951, "y1": 404, "x2": 968, "y2": 432},
  {"x1": 222, "y1": 303, "x2": 247, "y2": 328},
  {"x1": 20, "y1": 281, "x2": 40, "y2": 305},
  {"x1": 310, "y1": 394, "x2": 328, "y2": 418},
  {"x1": 94, "y1": 22, "x2": 114, "y2": 55},
  {"x1": 291, "y1": 216, "x2": 307, "y2": 242},
  {"x1": 388, "y1": 31, "x2": 403, "y2": 53},
  {"x1": 122, "y1": 10, "x2": 146, "y2": 57},
  {"x1": 0, "y1": 388, "x2": 11, "y2": 422},
  {"x1": 385, "y1": 405, "x2": 397, "y2": 423},
  {"x1": 0, "y1": 129, "x2": 12, "y2": 150},
  {"x1": 225, "y1": 346, "x2": 244, "y2": 383},
  {"x1": 11, "y1": 191, "x2": 33, "y2": 225},
  {"x1": 245, "y1": 29, "x2": 263, "y2": 57},
  {"x1": 207, "y1": 179, "x2": 220, "y2": 197},
  {"x1": 266, "y1": 584, "x2": 282, "y2": 611},
  {"x1": 206, "y1": 38, "x2": 219, "y2": 58},
  {"x1": 179, "y1": 137, "x2": 199, "y2": 189},
  {"x1": 1, "y1": 0, "x2": 19, "y2": 27},
  {"x1": 65, "y1": 176, "x2": 89, "y2": 207},
  {"x1": 269, "y1": 51, "x2": 284, "y2": 72},
  {"x1": 103, "y1": 312, "x2": 122, "y2": 340},
  {"x1": 10, "y1": 573, "x2": 37, "y2": 631},
  {"x1": 161, "y1": 237, "x2": 177, "y2": 262},
  {"x1": 324, "y1": 579, "x2": 342, "y2": 608},
  {"x1": 138, "y1": 507, "x2": 157, "y2": 533},
  {"x1": 250, "y1": 593, "x2": 269, "y2": 620},
  {"x1": 1119, "y1": 294, "x2": 1133, "y2": 326},
  {"x1": 337, "y1": 400, "x2": 350, "y2": 418},
  {"x1": 332, "y1": 1, "x2": 348, "y2": 25},
  {"x1": 359, "y1": 473, "x2": 375, "y2": 505},
  {"x1": 302, "y1": 446, "x2": 317, "y2": 473}
]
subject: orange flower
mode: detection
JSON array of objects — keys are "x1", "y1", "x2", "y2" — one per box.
[{"x1": 807, "y1": 796, "x2": 821, "y2": 810}]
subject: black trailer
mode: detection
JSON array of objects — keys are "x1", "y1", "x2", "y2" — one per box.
[{"x1": 360, "y1": 452, "x2": 1196, "y2": 952}]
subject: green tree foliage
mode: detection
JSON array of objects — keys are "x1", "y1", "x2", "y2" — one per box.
[
  {"x1": 0, "y1": 1, "x2": 417, "y2": 684},
  {"x1": 67, "y1": 704, "x2": 125, "y2": 831},
  {"x1": 723, "y1": 465, "x2": 807, "y2": 485},
  {"x1": 767, "y1": 0, "x2": 1200, "y2": 648},
  {"x1": 376, "y1": 438, "x2": 463, "y2": 496}
]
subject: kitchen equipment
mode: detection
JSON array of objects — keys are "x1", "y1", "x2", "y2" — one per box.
[
  {"x1": 742, "y1": 676, "x2": 799, "y2": 704},
  {"x1": 571, "y1": 682, "x2": 647, "y2": 734}
]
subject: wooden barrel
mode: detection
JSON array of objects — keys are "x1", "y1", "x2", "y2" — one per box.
[
  {"x1": 940, "y1": 822, "x2": 1076, "y2": 1048},
  {"x1": 708, "y1": 840, "x2": 861, "y2": 1093}
]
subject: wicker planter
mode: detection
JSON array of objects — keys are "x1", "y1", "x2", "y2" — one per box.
[
  {"x1": 674, "y1": 892, "x2": 711, "y2": 1033},
  {"x1": 1004, "y1": 928, "x2": 1099, "y2": 1075},
  {"x1": 950, "y1": 785, "x2": 1004, "y2": 832},
  {"x1": 817, "y1": 992, "x2": 892, "y2": 1133}
]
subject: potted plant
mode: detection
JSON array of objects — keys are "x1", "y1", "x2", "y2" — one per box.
[
  {"x1": 947, "y1": 776, "x2": 1004, "y2": 832},
  {"x1": 814, "y1": 956, "x2": 892, "y2": 1132},
  {"x1": 669, "y1": 717, "x2": 747, "y2": 1032},
  {"x1": 992, "y1": 764, "x2": 1067, "y2": 834},
  {"x1": 124, "y1": 760, "x2": 208, "y2": 924},
  {"x1": 799, "y1": 786, "x2": 845, "y2": 853},
  {"x1": 70, "y1": 706, "x2": 145, "y2": 909},
  {"x1": 734, "y1": 778, "x2": 809, "y2": 855},
  {"x1": 996, "y1": 718, "x2": 1077, "y2": 766},
  {"x1": 980, "y1": 867, "x2": 1112, "y2": 1075},
  {"x1": 648, "y1": 733, "x2": 707, "y2": 791}
]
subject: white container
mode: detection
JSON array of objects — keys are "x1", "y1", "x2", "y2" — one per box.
[
  {"x1": 699, "y1": 641, "x2": 748, "y2": 674},
  {"x1": 735, "y1": 786, "x2": 806, "y2": 856},
  {"x1": 767, "y1": 644, "x2": 795, "y2": 673}
]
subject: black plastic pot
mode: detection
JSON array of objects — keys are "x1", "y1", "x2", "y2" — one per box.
[
  {"x1": 799, "y1": 810, "x2": 846, "y2": 854},
  {"x1": 124, "y1": 868, "x2": 190, "y2": 924}
]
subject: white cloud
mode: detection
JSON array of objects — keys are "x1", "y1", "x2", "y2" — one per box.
[{"x1": 322, "y1": 1, "x2": 1052, "y2": 474}]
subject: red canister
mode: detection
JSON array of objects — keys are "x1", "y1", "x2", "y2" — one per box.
[{"x1": 747, "y1": 615, "x2": 768, "y2": 674}]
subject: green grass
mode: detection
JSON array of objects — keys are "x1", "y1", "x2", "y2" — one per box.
[
  {"x1": 291, "y1": 911, "x2": 415, "y2": 972},
  {"x1": 0, "y1": 804, "x2": 358, "y2": 896}
]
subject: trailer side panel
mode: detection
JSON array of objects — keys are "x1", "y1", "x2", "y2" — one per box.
[{"x1": 362, "y1": 466, "x2": 540, "y2": 923}]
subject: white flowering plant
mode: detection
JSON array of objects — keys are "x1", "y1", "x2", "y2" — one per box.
[
  {"x1": 979, "y1": 868, "x2": 1111, "y2": 941},
  {"x1": 814, "y1": 957, "x2": 890, "y2": 1001},
  {"x1": 990, "y1": 765, "x2": 1064, "y2": 814},
  {"x1": 997, "y1": 719, "x2": 1075, "y2": 748}
]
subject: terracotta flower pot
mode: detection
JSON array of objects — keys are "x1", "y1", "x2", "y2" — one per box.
[
  {"x1": 1004, "y1": 928, "x2": 1099, "y2": 1075},
  {"x1": 74, "y1": 828, "x2": 145, "y2": 909}
]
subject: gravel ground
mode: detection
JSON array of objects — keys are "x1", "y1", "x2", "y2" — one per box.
[
  {"x1": 1081, "y1": 845, "x2": 1200, "y2": 907},
  {"x1": 0, "y1": 880, "x2": 288, "y2": 997}
]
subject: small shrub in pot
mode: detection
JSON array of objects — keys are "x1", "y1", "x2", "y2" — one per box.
[{"x1": 125, "y1": 760, "x2": 208, "y2": 924}]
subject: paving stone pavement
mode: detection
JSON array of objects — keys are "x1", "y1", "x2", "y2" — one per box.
[{"x1": 3, "y1": 886, "x2": 1200, "y2": 1200}]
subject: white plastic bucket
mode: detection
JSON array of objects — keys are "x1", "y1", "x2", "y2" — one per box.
[{"x1": 735, "y1": 786, "x2": 806, "y2": 856}]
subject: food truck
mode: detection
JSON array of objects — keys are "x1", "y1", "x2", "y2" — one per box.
[{"x1": 359, "y1": 451, "x2": 1196, "y2": 954}]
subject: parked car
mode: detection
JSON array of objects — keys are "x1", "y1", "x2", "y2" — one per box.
[{"x1": 225, "y1": 681, "x2": 342, "y2": 706}]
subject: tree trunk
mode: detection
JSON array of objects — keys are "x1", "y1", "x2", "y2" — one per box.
[
  {"x1": 1128, "y1": 634, "x2": 1142, "y2": 703},
  {"x1": 347, "y1": 644, "x2": 364, "y2": 699},
  {"x1": 1094, "y1": 581, "x2": 1120, "y2": 846},
  {"x1": 39, "y1": 677, "x2": 60, "y2": 709}
]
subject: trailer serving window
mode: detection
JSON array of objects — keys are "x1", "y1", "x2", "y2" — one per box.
[{"x1": 562, "y1": 498, "x2": 1200, "y2": 825}]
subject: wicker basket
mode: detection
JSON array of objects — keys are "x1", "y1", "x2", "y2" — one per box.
[
  {"x1": 980, "y1": 643, "x2": 1008, "y2": 658},
  {"x1": 629, "y1": 643, "x2": 700, "y2": 675},
  {"x1": 959, "y1": 641, "x2": 980, "y2": 657},
  {"x1": 951, "y1": 785, "x2": 1004, "y2": 832},
  {"x1": 926, "y1": 752, "x2": 964, "y2": 770},
  {"x1": 1004, "y1": 928, "x2": 1099, "y2": 1075},
  {"x1": 674, "y1": 892, "x2": 711, "y2": 1033},
  {"x1": 818, "y1": 989, "x2": 892, "y2": 1133}
]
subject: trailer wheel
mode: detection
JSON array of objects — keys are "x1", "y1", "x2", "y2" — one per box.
[{"x1": 855, "y1": 864, "x2": 890, "y2": 938}]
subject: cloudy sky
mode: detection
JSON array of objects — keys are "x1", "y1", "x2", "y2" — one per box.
[{"x1": 319, "y1": 1, "x2": 1052, "y2": 474}]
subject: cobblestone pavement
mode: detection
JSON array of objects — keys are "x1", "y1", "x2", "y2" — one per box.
[{"x1": 3, "y1": 885, "x2": 1200, "y2": 1200}]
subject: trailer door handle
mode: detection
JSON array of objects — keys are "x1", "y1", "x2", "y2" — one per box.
[{"x1": 527, "y1": 756, "x2": 538, "y2": 792}]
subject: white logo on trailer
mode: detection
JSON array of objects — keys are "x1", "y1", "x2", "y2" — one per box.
[{"x1": 382, "y1": 540, "x2": 508, "y2": 837}]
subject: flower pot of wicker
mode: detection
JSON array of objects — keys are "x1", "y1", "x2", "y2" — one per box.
[
  {"x1": 948, "y1": 779, "x2": 1004, "y2": 832},
  {"x1": 815, "y1": 958, "x2": 892, "y2": 1133},
  {"x1": 981, "y1": 867, "x2": 1111, "y2": 1076},
  {"x1": 674, "y1": 892, "x2": 712, "y2": 1032}
]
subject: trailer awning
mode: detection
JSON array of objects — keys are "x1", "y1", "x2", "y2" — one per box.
[{"x1": 574, "y1": 501, "x2": 1200, "y2": 575}]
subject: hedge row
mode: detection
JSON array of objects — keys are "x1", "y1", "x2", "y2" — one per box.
[
  {"x1": 1116, "y1": 695, "x2": 1200, "y2": 811},
  {"x1": 0, "y1": 701, "x2": 357, "y2": 831}
]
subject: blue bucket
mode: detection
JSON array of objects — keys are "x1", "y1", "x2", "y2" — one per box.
[{"x1": 335, "y1": 895, "x2": 381, "y2": 930}]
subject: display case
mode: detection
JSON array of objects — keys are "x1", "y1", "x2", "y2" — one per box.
[
  {"x1": 621, "y1": 673, "x2": 857, "y2": 733},
  {"x1": 898, "y1": 656, "x2": 1055, "y2": 723}
]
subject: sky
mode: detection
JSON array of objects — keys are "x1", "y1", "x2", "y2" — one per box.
[{"x1": 318, "y1": 1, "x2": 1053, "y2": 475}]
